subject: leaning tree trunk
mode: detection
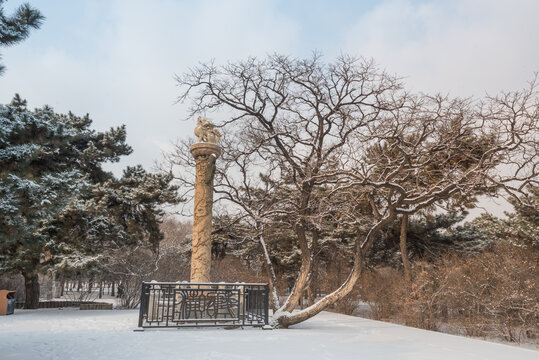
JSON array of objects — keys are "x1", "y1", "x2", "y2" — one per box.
[
  {"x1": 400, "y1": 214, "x2": 412, "y2": 284},
  {"x1": 276, "y1": 216, "x2": 394, "y2": 328},
  {"x1": 276, "y1": 232, "x2": 365, "y2": 328},
  {"x1": 279, "y1": 225, "x2": 312, "y2": 313},
  {"x1": 258, "y1": 228, "x2": 281, "y2": 311},
  {"x1": 22, "y1": 271, "x2": 40, "y2": 309}
]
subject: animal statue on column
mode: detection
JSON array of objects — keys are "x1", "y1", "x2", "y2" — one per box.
[{"x1": 194, "y1": 117, "x2": 221, "y2": 144}]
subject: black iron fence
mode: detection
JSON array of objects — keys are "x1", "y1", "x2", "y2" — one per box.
[{"x1": 138, "y1": 282, "x2": 269, "y2": 328}]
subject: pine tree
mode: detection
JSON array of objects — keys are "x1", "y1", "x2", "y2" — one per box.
[
  {"x1": 43, "y1": 165, "x2": 180, "y2": 261},
  {"x1": 368, "y1": 212, "x2": 487, "y2": 266},
  {"x1": 0, "y1": 0, "x2": 44, "y2": 75},
  {"x1": 0, "y1": 95, "x2": 133, "y2": 307},
  {"x1": 473, "y1": 186, "x2": 539, "y2": 250}
]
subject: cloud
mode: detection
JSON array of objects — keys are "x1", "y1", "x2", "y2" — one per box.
[
  {"x1": 341, "y1": 0, "x2": 539, "y2": 217},
  {"x1": 0, "y1": 0, "x2": 536, "y2": 218},
  {"x1": 343, "y1": 0, "x2": 539, "y2": 96},
  {"x1": 0, "y1": 0, "x2": 299, "y2": 173}
]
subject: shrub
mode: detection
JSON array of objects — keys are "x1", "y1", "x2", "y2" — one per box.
[{"x1": 344, "y1": 243, "x2": 538, "y2": 344}]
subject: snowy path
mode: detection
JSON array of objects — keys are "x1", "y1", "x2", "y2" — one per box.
[{"x1": 0, "y1": 309, "x2": 536, "y2": 360}]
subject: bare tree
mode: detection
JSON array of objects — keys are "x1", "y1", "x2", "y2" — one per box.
[
  {"x1": 172, "y1": 54, "x2": 538, "y2": 327},
  {"x1": 96, "y1": 218, "x2": 191, "y2": 308}
]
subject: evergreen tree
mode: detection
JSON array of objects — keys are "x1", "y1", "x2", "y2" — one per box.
[
  {"x1": 43, "y1": 165, "x2": 180, "y2": 265},
  {"x1": 0, "y1": 0, "x2": 44, "y2": 75},
  {"x1": 473, "y1": 186, "x2": 539, "y2": 250},
  {"x1": 0, "y1": 95, "x2": 180, "y2": 308},
  {"x1": 369, "y1": 212, "x2": 487, "y2": 266}
]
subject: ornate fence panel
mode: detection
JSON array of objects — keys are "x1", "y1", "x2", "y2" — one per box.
[{"x1": 138, "y1": 282, "x2": 269, "y2": 328}]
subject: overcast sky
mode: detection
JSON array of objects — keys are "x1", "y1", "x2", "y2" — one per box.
[{"x1": 1, "y1": 0, "x2": 538, "y2": 217}]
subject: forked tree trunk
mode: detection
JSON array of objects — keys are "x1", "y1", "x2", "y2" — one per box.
[
  {"x1": 22, "y1": 271, "x2": 40, "y2": 309},
  {"x1": 276, "y1": 216, "x2": 394, "y2": 328},
  {"x1": 279, "y1": 225, "x2": 312, "y2": 313},
  {"x1": 277, "y1": 237, "x2": 365, "y2": 328},
  {"x1": 400, "y1": 214, "x2": 412, "y2": 283}
]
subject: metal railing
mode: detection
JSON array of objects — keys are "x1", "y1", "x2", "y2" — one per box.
[{"x1": 138, "y1": 282, "x2": 269, "y2": 328}]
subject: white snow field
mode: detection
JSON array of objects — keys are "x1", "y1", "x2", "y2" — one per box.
[{"x1": 0, "y1": 309, "x2": 537, "y2": 360}]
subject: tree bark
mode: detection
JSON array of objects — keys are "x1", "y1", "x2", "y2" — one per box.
[
  {"x1": 307, "y1": 230, "x2": 320, "y2": 306},
  {"x1": 22, "y1": 271, "x2": 40, "y2": 309},
  {"x1": 279, "y1": 224, "x2": 312, "y2": 313},
  {"x1": 277, "y1": 230, "x2": 365, "y2": 328},
  {"x1": 277, "y1": 216, "x2": 395, "y2": 328},
  {"x1": 400, "y1": 214, "x2": 412, "y2": 283},
  {"x1": 258, "y1": 227, "x2": 280, "y2": 311}
]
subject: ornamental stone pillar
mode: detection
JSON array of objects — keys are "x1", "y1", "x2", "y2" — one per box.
[{"x1": 189, "y1": 118, "x2": 222, "y2": 283}]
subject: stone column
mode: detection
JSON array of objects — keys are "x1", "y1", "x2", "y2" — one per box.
[{"x1": 190, "y1": 142, "x2": 221, "y2": 283}]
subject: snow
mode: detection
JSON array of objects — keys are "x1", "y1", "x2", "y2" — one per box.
[{"x1": 0, "y1": 309, "x2": 536, "y2": 360}]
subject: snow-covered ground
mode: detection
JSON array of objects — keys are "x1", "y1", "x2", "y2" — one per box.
[{"x1": 0, "y1": 309, "x2": 537, "y2": 360}]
